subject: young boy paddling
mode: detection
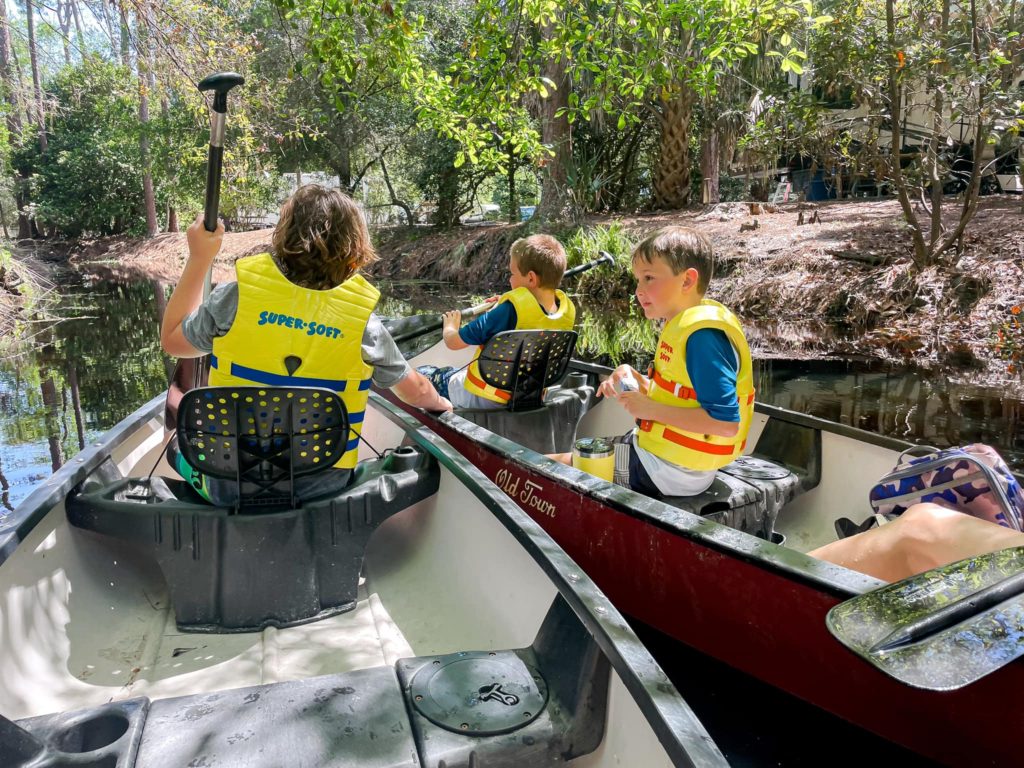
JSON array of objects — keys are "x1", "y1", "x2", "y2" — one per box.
[
  {"x1": 420, "y1": 234, "x2": 577, "y2": 409},
  {"x1": 161, "y1": 185, "x2": 452, "y2": 505},
  {"x1": 554, "y1": 226, "x2": 753, "y2": 497}
]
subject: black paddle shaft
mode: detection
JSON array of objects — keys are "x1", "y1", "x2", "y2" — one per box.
[
  {"x1": 197, "y1": 72, "x2": 245, "y2": 232},
  {"x1": 564, "y1": 250, "x2": 615, "y2": 279}
]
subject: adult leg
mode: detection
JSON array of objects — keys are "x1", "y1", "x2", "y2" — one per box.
[{"x1": 809, "y1": 503, "x2": 1024, "y2": 582}]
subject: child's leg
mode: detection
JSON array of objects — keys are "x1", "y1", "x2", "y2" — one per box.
[
  {"x1": 809, "y1": 503, "x2": 1024, "y2": 582},
  {"x1": 416, "y1": 365, "x2": 455, "y2": 399},
  {"x1": 168, "y1": 440, "x2": 214, "y2": 502}
]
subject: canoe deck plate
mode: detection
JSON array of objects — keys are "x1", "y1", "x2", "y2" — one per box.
[{"x1": 410, "y1": 651, "x2": 548, "y2": 735}]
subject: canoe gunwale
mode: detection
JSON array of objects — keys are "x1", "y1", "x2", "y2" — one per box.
[
  {"x1": 367, "y1": 392, "x2": 727, "y2": 768},
  {"x1": 379, "y1": 387, "x2": 885, "y2": 600},
  {"x1": 0, "y1": 393, "x2": 166, "y2": 567}
]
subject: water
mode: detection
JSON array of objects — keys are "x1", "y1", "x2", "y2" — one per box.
[
  {"x1": 0, "y1": 271, "x2": 986, "y2": 764},
  {"x1": 1, "y1": 274, "x2": 1021, "y2": 514}
]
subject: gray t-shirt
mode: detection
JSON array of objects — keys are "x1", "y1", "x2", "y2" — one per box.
[{"x1": 181, "y1": 282, "x2": 411, "y2": 387}]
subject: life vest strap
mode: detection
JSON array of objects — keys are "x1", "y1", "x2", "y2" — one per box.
[
  {"x1": 465, "y1": 367, "x2": 512, "y2": 401},
  {"x1": 652, "y1": 371, "x2": 697, "y2": 401},
  {"x1": 651, "y1": 370, "x2": 755, "y2": 406},
  {"x1": 211, "y1": 355, "x2": 372, "y2": 393},
  {"x1": 639, "y1": 420, "x2": 746, "y2": 456}
]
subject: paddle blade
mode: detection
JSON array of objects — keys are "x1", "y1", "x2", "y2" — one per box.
[{"x1": 826, "y1": 546, "x2": 1024, "y2": 691}]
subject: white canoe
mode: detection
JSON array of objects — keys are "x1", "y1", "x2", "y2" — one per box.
[{"x1": 0, "y1": 389, "x2": 725, "y2": 768}]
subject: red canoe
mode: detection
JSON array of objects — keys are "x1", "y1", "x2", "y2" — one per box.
[{"x1": 384, "y1": 330, "x2": 1022, "y2": 768}]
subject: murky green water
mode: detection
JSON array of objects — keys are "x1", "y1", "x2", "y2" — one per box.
[{"x1": 1, "y1": 274, "x2": 1021, "y2": 512}]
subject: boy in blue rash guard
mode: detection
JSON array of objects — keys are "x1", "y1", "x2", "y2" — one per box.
[
  {"x1": 550, "y1": 226, "x2": 754, "y2": 498},
  {"x1": 419, "y1": 234, "x2": 577, "y2": 409}
]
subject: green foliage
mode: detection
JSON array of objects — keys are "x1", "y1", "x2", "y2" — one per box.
[
  {"x1": 19, "y1": 57, "x2": 145, "y2": 236},
  {"x1": 491, "y1": 167, "x2": 540, "y2": 220},
  {"x1": 563, "y1": 222, "x2": 639, "y2": 300},
  {"x1": 564, "y1": 223, "x2": 636, "y2": 269},
  {"x1": 992, "y1": 305, "x2": 1024, "y2": 381}
]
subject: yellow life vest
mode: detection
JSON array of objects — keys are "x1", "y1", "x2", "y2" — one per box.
[
  {"x1": 209, "y1": 253, "x2": 379, "y2": 469},
  {"x1": 636, "y1": 299, "x2": 755, "y2": 472},
  {"x1": 463, "y1": 286, "x2": 577, "y2": 404}
]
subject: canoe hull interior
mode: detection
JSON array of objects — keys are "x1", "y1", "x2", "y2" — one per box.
[
  {"x1": 0, "y1": 393, "x2": 724, "y2": 768},
  {"x1": 387, "y1": 343, "x2": 1024, "y2": 768}
]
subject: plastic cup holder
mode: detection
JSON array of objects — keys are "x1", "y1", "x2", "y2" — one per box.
[
  {"x1": 565, "y1": 371, "x2": 588, "y2": 389},
  {"x1": 387, "y1": 446, "x2": 420, "y2": 472},
  {"x1": 54, "y1": 711, "x2": 129, "y2": 753}
]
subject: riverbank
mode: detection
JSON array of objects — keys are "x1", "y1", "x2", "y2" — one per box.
[
  {"x1": 28, "y1": 196, "x2": 1024, "y2": 388},
  {"x1": 373, "y1": 196, "x2": 1024, "y2": 387},
  {"x1": 0, "y1": 248, "x2": 57, "y2": 355}
]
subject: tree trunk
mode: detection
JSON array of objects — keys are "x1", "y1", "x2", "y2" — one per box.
[
  {"x1": 136, "y1": 4, "x2": 158, "y2": 236},
  {"x1": 68, "y1": 364, "x2": 85, "y2": 451},
  {"x1": 58, "y1": 1, "x2": 72, "y2": 65},
  {"x1": 700, "y1": 125, "x2": 721, "y2": 205},
  {"x1": 0, "y1": 0, "x2": 30, "y2": 238},
  {"x1": 119, "y1": 5, "x2": 131, "y2": 67},
  {"x1": 98, "y1": 0, "x2": 118, "y2": 54},
  {"x1": 653, "y1": 88, "x2": 696, "y2": 209},
  {"x1": 507, "y1": 144, "x2": 518, "y2": 223},
  {"x1": 378, "y1": 156, "x2": 414, "y2": 226},
  {"x1": 435, "y1": 162, "x2": 460, "y2": 227},
  {"x1": 40, "y1": 374, "x2": 64, "y2": 472},
  {"x1": 535, "y1": 14, "x2": 577, "y2": 223},
  {"x1": 26, "y1": 0, "x2": 46, "y2": 153},
  {"x1": 70, "y1": 0, "x2": 85, "y2": 52},
  {"x1": 885, "y1": 0, "x2": 928, "y2": 266},
  {"x1": 167, "y1": 205, "x2": 178, "y2": 232}
]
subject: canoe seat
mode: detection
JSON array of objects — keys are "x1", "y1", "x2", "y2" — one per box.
[
  {"x1": 660, "y1": 417, "x2": 822, "y2": 540},
  {"x1": 66, "y1": 386, "x2": 440, "y2": 633},
  {"x1": 460, "y1": 330, "x2": 594, "y2": 453},
  {"x1": 474, "y1": 329, "x2": 579, "y2": 412},
  {"x1": 8, "y1": 597, "x2": 607, "y2": 767}
]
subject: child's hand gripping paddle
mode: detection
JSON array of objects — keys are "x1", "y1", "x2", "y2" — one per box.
[{"x1": 164, "y1": 72, "x2": 245, "y2": 431}]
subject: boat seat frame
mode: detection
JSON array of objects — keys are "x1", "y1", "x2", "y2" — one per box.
[
  {"x1": 4, "y1": 596, "x2": 610, "y2": 768},
  {"x1": 475, "y1": 329, "x2": 579, "y2": 413},
  {"x1": 66, "y1": 386, "x2": 441, "y2": 633},
  {"x1": 659, "y1": 416, "x2": 823, "y2": 540}
]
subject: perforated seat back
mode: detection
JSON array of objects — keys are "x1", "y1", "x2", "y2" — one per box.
[
  {"x1": 178, "y1": 386, "x2": 349, "y2": 506},
  {"x1": 477, "y1": 330, "x2": 578, "y2": 412}
]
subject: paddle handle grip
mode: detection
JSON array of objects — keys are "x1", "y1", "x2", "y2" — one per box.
[{"x1": 203, "y1": 141, "x2": 224, "y2": 233}]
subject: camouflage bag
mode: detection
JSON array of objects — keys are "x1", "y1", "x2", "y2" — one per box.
[{"x1": 868, "y1": 444, "x2": 1024, "y2": 531}]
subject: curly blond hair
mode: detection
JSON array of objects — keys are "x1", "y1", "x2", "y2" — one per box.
[{"x1": 270, "y1": 185, "x2": 378, "y2": 289}]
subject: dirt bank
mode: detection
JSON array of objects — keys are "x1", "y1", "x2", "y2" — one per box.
[
  {"x1": 373, "y1": 197, "x2": 1024, "y2": 386},
  {"x1": 41, "y1": 196, "x2": 1024, "y2": 386}
]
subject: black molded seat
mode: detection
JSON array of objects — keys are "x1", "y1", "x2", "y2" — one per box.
[
  {"x1": 459, "y1": 331, "x2": 592, "y2": 453},
  {"x1": 178, "y1": 386, "x2": 349, "y2": 509},
  {"x1": 660, "y1": 457, "x2": 802, "y2": 539},
  {"x1": 659, "y1": 417, "x2": 823, "y2": 540},
  {"x1": 67, "y1": 386, "x2": 440, "y2": 633},
  {"x1": 475, "y1": 329, "x2": 578, "y2": 412}
]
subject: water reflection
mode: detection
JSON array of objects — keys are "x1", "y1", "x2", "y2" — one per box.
[
  {"x1": 754, "y1": 359, "x2": 1024, "y2": 470},
  {"x1": 0, "y1": 276, "x2": 171, "y2": 511},
  {"x1": 1, "y1": 276, "x2": 1021, "y2": 513}
]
